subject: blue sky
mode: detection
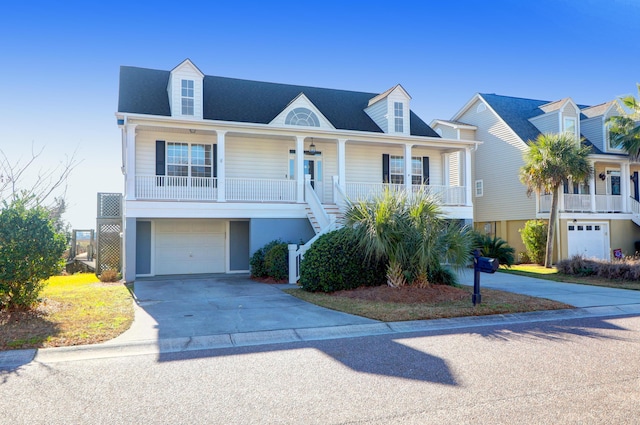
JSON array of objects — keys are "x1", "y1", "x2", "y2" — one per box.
[{"x1": 1, "y1": 0, "x2": 639, "y2": 229}]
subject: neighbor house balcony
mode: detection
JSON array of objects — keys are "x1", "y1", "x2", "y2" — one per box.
[{"x1": 538, "y1": 194, "x2": 623, "y2": 214}]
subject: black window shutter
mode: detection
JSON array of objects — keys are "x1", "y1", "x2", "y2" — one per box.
[
  {"x1": 213, "y1": 144, "x2": 217, "y2": 178},
  {"x1": 422, "y1": 157, "x2": 430, "y2": 185},
  {"x1": 155, "y1": 141, "x2": 166, "y2": 175},
  {"x1": 382, "y1": 154, "x2": 390, "y2": 183}
]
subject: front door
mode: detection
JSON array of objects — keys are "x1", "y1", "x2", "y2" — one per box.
[{"x1": 304, "y1": 157, "x2": 323, "y2": 201}]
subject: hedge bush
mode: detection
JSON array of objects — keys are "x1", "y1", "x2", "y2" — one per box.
[
  {"x1": 472, "y1": 232, "x2": 515, "y2": 267},
  {"x1": 520, "y1": 220, "x2": 547, "y2": 265},
  {"x1": 556, "y1": 255, "x2": 640, "y2": 280},
  {"x1": 263, "y1": 242, "x2": 289, "y2": 281},
  {"x1": 250, "y1": 239, "x2": 284, "y2": 278},
  {"x1": 300, "y1": 227, "x2": 387, "y2": 292}
]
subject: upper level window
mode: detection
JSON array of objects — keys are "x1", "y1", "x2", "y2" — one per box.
[
  {"x1": 606, "y1": 121, "x2": 623, "y2": 150},
  {"x1": 394, "y1": 102, "x2": 404, "y2": 132},
  {"x1": 563, "y1": 117, "x2": 578, "y2": 139},
  {"x1": 285, "y1": 108, "x2": 320, "y2": 127},
  {"x1": 181, "y1": 79, "x2": 194, "y2": 115},
  {"x1": 167, "y1": 142, "x2": 212, "y2": 179}
]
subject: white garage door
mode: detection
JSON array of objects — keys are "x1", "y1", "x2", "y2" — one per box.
[
  {"x1": 155, "y1": 219, "x2": 225, "y2": 275},
  {"x1": 567, "y1": 222, "x2": 609, "y2": 260}
]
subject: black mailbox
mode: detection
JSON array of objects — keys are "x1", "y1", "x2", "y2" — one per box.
[{"x1": 477, "y1": 256, "x2": 499, "y2": 274}]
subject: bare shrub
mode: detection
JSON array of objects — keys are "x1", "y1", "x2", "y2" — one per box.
[{"x1": 557, "y1": 255, "x2": 640, "y2": 280}]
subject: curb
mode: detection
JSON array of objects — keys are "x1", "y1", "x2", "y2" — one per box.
[{"x1": 3, "y1": 303, "x2": 640, "y2": 368}]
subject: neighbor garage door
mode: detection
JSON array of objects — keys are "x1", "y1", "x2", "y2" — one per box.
[
  {"x1": 155, "y1": 219, "x2": 225, "y2": 275},
  {"x1": 567, "y1": 222, "x2": 609, "y2": 260}
]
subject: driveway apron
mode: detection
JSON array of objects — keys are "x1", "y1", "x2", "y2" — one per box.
[{"x1": 113, "y1": 274, "x2": 376, "y2": 342}]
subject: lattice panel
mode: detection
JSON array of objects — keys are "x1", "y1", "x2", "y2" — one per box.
[
  {"x1": 97, "y1": 193, "x2": 122, "y2": 218},
  {"x1": 96, "y1": 219, "x2": 122, "y2": 274}
]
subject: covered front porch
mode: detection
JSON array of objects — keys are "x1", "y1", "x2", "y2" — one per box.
[
  {"x1": 538, "y1": 158, "x2": 640, "y2": 215},
  {"x1": 124, "y1": 122, "x2": 476, "y2": 211}
]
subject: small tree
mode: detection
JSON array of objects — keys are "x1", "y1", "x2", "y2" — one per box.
[
  {"x1": 519, "y1": 134, "x2": 592, "y2": 268},
  {"x1": 0, "y1": 198, "x2": 67, "y2": 310},
  {"x1": 520, "y1": 220, "x2": 548, "y2": 265}
]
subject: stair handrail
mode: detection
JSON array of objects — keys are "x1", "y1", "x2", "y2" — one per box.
[{"x1": 304, "y1": 175, "x2": 329, "y2": 229}]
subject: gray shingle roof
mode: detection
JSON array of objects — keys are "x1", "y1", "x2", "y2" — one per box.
[
  {"x1": 118, "y1": 66, "x2": 439, "y2": 137},
  {"x1": 479, "y1": 93, "x2": 606, "y2": 154}
]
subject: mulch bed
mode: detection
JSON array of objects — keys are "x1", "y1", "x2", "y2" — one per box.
[
  {"x1": 330, "y1": 285, "x2": 469, "y2": 304},
  {"x1": 251, "y1": 276, "x2": 289, "y2": 284}
]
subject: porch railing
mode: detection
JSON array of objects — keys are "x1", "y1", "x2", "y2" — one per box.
[
  {"x1": 539, "y1": 193, "x2": 622, "y2": 213},
  {"x1": 344, "y1": 182, "x2": 466, "y2": 205},
  {"x1": 136, "y1": 176, "x2": 218, "y2": 200},
  {"x1": 226, "y1": 178, "x2": 296, "y2": 202},
  {"x1": 135, "y1": 176, "x2": 296, "y2": 202}
]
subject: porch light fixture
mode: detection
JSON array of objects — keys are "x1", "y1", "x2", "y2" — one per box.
[
  {"x1": 599, "y1": 172, "x2": 606, "y2": 181},
  {"x1": 309, "y1": 140, "x2": 317, "y2": 155}
]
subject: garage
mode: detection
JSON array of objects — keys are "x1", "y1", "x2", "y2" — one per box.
[
  {"x1": 567, "y1": 222, "x2": 610, "y2": 261},
  {"x1": 155, "y1": 219, "x2": 226, "y2": 275}
]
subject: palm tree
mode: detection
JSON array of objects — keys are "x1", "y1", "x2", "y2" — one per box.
[
  {"x1": 344, "y1": 188, "x2": 471, "y2": 287},
  {"x1": 519, "y1": 133, "x2": 593, "y2": 268},
  {"x1": 607, "y1": 84, "x2": 640, "y2": 160}
]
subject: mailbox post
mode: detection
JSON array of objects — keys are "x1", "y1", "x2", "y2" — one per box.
[{"x1": 472, "y1": 249, "x2": 499, "y2": 306}]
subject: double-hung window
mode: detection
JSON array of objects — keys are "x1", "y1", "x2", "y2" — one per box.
[
  {"x1": 181, "y1": 79, "x2": 194, "y2": 115},
  {"x1": 411, "y1": 157, "x2": 423, "y2": 185},
  {"x1": 394, "y1": 102, "x2": 404, "y2": 133},
  {"x1": 167, "y1": 142, "x2": 212, "y2": 185},
  {"x1": 389, "y1": 155, "x2": 404, "y2": 184},
  {"x1": 563, "y1": 117, "x2": 578, "y2": 140}
]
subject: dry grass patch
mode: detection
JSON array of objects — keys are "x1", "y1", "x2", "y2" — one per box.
[
  {"x1": 285, "y1": 285, "x2": 571, "y2": 322},
  {"x1": 0, "y1": 273, "x2": 134, "y2": 350}
]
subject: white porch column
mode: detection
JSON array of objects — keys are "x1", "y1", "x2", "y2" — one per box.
[
  {"x1": 296, "y1": 136, "x2": 305, "y2": 203},
  {"x1": 442, "y1": 152, "x2": 450, "y2": 186},
  {"x1": 589, "y1": 172, "x2": 596, "y2": 212},
  {"x1": 621, "y1": 161, "x2": 630, "y2": 212},
  {"x1": 404, "y1": 143, "x2": 412, "y2": 192},
  {"x1": 125, "y1": 124, "x2": 137, "y2": 201},
  {"x1": 337, "y1": 138, "x2": 346, "y2": 191},
  {"x1": 464, "y1": 147, "x2": 472, "y2": 206},
  {"x1": 216, "y1": 130, "x2": 226, "y2": 202}
]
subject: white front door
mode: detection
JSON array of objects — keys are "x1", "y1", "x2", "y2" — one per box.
[
  {"x1": 567, "y1": 222, "x2": 609, "y2": 261},
  {"x1": 155, "y1": 219, "x2": 225, "y2": 275}
]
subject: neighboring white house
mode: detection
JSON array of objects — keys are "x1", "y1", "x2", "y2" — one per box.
[
  {"x1": 432, "y1": 93, "x2": 640, "y2": 262},
  {"x1": 116, "y1": 59, "x2": 478, "y2": 281}
]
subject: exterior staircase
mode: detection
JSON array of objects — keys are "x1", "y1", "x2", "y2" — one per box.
[{"x1": 306, "y1": 204, "x2": 344, "y2": 234}]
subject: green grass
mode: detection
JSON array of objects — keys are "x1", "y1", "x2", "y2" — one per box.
[
  {"x1": 501, "y1": 264, "x2": 640, "y2": 291},
  {"x1": 0, "y1": 273, "x2": 134, "y2": 350}
]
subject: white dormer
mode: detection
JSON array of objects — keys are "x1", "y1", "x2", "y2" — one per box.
[
  {"x1": 529, "y1": 97, "x2": 580, "y2": 141},
  {"x1": 365, "y1": 85, "x2": 411, "y2": 135},
  {"x1": 167, "y1": 59, "x2": 204, "y2": 119},
  {"x1": 269, "y1": 93, "x2": 335, "y2": 129}
]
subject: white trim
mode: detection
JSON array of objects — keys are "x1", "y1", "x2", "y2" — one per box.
[{"x1": 269, "y1": 93, "x2": 335, "y2": 129}]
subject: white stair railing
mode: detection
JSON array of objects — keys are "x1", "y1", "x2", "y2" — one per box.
[{"x1": 304, "y1": 175, "x2": 329, "y2": 230}]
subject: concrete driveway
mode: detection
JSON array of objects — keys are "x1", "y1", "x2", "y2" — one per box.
[{"x1": 110, "y1": 274, "x2": 377, "y2": 344}]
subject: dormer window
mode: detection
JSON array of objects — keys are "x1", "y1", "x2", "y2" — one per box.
[
  {"x1": 394, "y1": 102, "x2": 404, "y2": 132},
  {"x1": 563, "y1": 117, "x2": 578, "y2": 140},
  {"x1": 181, "y1": 79, "x2": 194, "y2": 115},
  {"x1": 285, "y1": 107, "x2": 320, "y2": 127}
]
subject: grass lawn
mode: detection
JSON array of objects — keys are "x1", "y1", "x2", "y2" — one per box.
[
  {"x1": 501, "y1": 264, "x2": 640, "y2": 291},
  {"x1": 0, "y1": 273, "x2": 134, "y2": 350},
  {"x1": 284, "y1": 285, "x2": 571, "y2": 322}
]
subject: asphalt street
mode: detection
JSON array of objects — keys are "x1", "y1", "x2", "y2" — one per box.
[{"x1": 2, "y1": 314, "x2": 639, "y2": 424}]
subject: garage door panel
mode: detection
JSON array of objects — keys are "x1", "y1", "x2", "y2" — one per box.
[
  {"x1": 567, "y1": 222, "x2": 608, "y2": 260},
  {"x1": 154, "y1": 220, "x2": 226, "y2": 275}
]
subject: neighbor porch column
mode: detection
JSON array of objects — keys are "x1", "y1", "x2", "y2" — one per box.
[
  {"x1": 296, "y1": 136, "x2": 305, "y2": 203},
  {"x1": 404, "y1": 143, "x2": 412, "y2": 192},
  {"x1": 464, "y1": 147, "x2": 472, "y2": 206},
  {"x1": 337, "y1": 138, "x2": 346, "y2": 192},
  {"x1": 589, "y1": 172, "x2": 596, "y2": 212},
  {"x1": 125, "y1": 124, "x2": 137, "y2": 201},
  {"x1": 621, "y1": 161, "x2": 630, "y2": 212},
  {"x1": 216, "y1": 130, "x2": 226, "y2": 202},
  {"x1": 441, "y1": 152, "x2": 450, "y2": 186}
]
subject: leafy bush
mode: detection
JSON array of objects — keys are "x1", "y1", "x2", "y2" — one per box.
[
  {"x1": 427, "y1": 266, "x2": 459, "y2": 286},
  {"x1": 0, "y1": 199, "x2": 67, "y2": 310},
  {"x1": 300, "y1": 227, "x2": 387, "y2": 292},
  {"x1": 263, "y1": 242, "x2": 289, "y2": 281},
  {"x1": 250, "y1": 239, "x2": 284, "y2": 278},
  {"x1": 99, "y1": 269, "x2": 120, "y2": 283},
  {"x1": 472, "y1": 233, "x2": 515, "y2": 267},
  {"x1": 520, "y1": 220, "x2": 547, "y2": 265}
]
